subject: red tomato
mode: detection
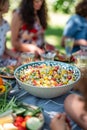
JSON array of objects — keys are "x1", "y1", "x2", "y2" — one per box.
[
  {"x1": 24, "y1": 115, "x2": 31, "y2": 121},
  {"x1": 68, "y1": 75, "x2": 72, "y2": 80},
  {"x1": 15, "y1": 116, "x2": 24, "y2": 122},
  {"x1": 55, "y1": 83, "x2": 59, "y2": 86},
  {"x1": 52, "y1": 78, "x2": 56, "y2": 81},
  {"x1": 15, "y1": 121, "x2": 22, "y2": 127},
  {"x1": 21, "y1": 121, "x2": 26, "y2": 128},
  {"x1": 56, "y1": 83, "x2": 63, "y2": 87},
  {"x1": 18, "y1": 126, "x2": 27, "y2": 130},
  {"x1": 33, "y1": 80, "x2": 37, "y2": 85},
  {"x1": 14, "y1": 122, "x2": 19, "y2": 127}
]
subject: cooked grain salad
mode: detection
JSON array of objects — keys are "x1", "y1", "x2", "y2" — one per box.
[{"x1": 17, "y1": 64, "x2": 76, "y2": 87}]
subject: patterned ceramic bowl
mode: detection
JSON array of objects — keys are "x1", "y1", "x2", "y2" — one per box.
[{"x1": 14, "y1": 61, "x2": 81, "y2": 98}]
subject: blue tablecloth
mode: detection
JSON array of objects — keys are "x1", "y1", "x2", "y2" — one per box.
[{"x1": 8, "y1": 81, "x2": 82, "y2": 130}]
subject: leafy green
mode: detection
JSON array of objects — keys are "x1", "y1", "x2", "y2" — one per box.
[
  {"x1": 0, "y1": 96, "x2": 16, "y2": 114},
  {"x1": 0, "y1": 84, "x2": 16, "y2": 114}
]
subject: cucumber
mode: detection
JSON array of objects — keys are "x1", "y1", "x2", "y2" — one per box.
[
  {"x1": 26, "y1": 117, "x2": 42, "y2": 130},
  {"x1": 24, "y1": 111, "x2": 33, "y2": 116},
  {"x1": 24, "y1": 107, "x2": 41, "y2": 116},
  {"x1": 32, "y1": 108, "x2": 42, "y2": 116},
  {"x1": 13, "y1": 107, "x2": 26, "y2": 115},
  {"x1": 0, "y1": 109, "x2": 12, "y2": 118}
]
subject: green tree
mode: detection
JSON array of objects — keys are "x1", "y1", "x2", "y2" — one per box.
[
  {"x1": 51, "y1": 0, "x2": 79, "y2": 14},
  {"x1": 9, "y1": 0, "x2": 79, "y2": 14},
  {"x1": 9, "y1": 0, "x2": 20, "y2": 10}
]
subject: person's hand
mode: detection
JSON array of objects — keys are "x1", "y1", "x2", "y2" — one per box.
[
  {"x1": 27, "y1": 44, "x2": 44, "y2": 55},
  {"x1": 50, "y1": 113, "x2": 71, "y2": 130},
  {"x1": 45, "y1": 43, "x2": 55, "y2": 51}
]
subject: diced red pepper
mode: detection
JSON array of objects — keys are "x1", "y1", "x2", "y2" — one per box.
[
  {"x1": 33, "y1": 80, "x2": 37, "y2": 85},
  {"x1": 68, "y1": 75, "x2": 72, "y2": 80}
]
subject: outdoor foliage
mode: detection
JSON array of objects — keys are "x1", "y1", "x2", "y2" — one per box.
[
  {"x1": 9, "y1": 0, "x2": 79, "y2": 14},
  {"x1": 49, "y1": 0, "x2": 79, "y2": 14}
]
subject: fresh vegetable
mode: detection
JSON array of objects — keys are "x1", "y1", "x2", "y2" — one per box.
[
  {"x1": 24, "y1": 107, "x2": 42, "y2": 116},
  {"x1": 31, "y1": 107, "x2": 42, "y2": 116},
  {"x1": 13, "y1": 104, "x2": 43, "y2": 130},
  {"x1": 0, "y1": 78, "x2": 6, "y2": 94},
  {"x1": 0, "y1": 82, "x2": 16, "y2": 115},
  {"x1": 0, "y1": 65, "x2": 16, "y2": 75},
  {"x1": 13, "y1": 107, "x2": 26, "y2": 115},
  {"x1": 0, "y1": 96, "x2": 16, "y2": 114},
  {"x1": 0, "y1": 94, "x2": 43, "y2": 130},
  {"x1": 0, "y1": 65, "x2": 17, "y2": 78},
  {"x1": 0, "y1": 77, "x2": 3, "y2": 85},
  {"x1": 26, "y1": 117, "x2": 42, "y2": 130},
  {"x1": 0, "y1": 85, "x2": 6, "y2": 93}
]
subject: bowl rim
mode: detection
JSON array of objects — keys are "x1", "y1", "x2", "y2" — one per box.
[{"x1": 14, "y1": 61, "x2": 81, "y2": 88}]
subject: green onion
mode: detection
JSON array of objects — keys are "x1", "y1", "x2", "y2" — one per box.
[{"x1": 0, "y1": 85, "x2": 16, "y2": 114}]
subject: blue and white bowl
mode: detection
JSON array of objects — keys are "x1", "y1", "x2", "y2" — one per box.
[{"x1": 14, "y1": 61, "x2": 81, "y2": 98}]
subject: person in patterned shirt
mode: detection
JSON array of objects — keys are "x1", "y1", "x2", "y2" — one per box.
[
  {"x1": 11, "y1": 0, "x2": 55, "y2": 57},
  {"x1": 0, "y1": 0, "x2": 18, "y2": 59}
]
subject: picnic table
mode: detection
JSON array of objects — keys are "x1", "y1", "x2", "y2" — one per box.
[
  {"x1": 0, "y1": 55, "x2": 83, "y2": 130},
  {"x1": 7, "y1": 80, "x2": 81, "y2": 130}
]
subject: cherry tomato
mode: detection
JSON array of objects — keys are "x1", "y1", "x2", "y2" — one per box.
[
  {"x1": 68, "y1": 75, "x2": 72, "y2": 80},
  {"x1": 24, "y1": 115, "x2": 31, "y2": 121},
  {"x1": 21, "y1": 121, "x2": 26, "y2": 128},
  {"x1": 15, "y1": 116, "x2": 24, "y2": 122},
  {"x1": 18, "y1": 126, "x2": 27, "y2": 130}
]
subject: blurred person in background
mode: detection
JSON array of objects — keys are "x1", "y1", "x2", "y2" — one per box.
[
  {"x1": 50, "y1": 76, "x2": 87, "y2": 130},
  {"x1": 50, "y1": 113, "x2": 71, "y2": 130},
  {"x1": 61, "y1": 0, "x2": 87, "y2": 53},
  {"x1": 11, "y1": 0, "x2": 55, "y2": 57},
  {"x1": 0, "y1": 0, "x2": 18, "y2": 59}
]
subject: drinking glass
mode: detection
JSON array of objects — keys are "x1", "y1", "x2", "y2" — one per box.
[
  {"x1": 65, "y1": 38, "x2": 74, "y2": 58},
  {"x1": 20, "y1": 52, "x2": 35, "y2": 64},
  {"x1": 41, "y1": 51, "x2": 56, "y2": 61}
]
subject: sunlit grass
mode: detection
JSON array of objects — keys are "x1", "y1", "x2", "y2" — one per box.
[
  {"x1": 44, "y1": 12, "x2": 70, "y2": 52},
  {"x1": 45, "y1": 25, "x2": 63, "y2": 50}
]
